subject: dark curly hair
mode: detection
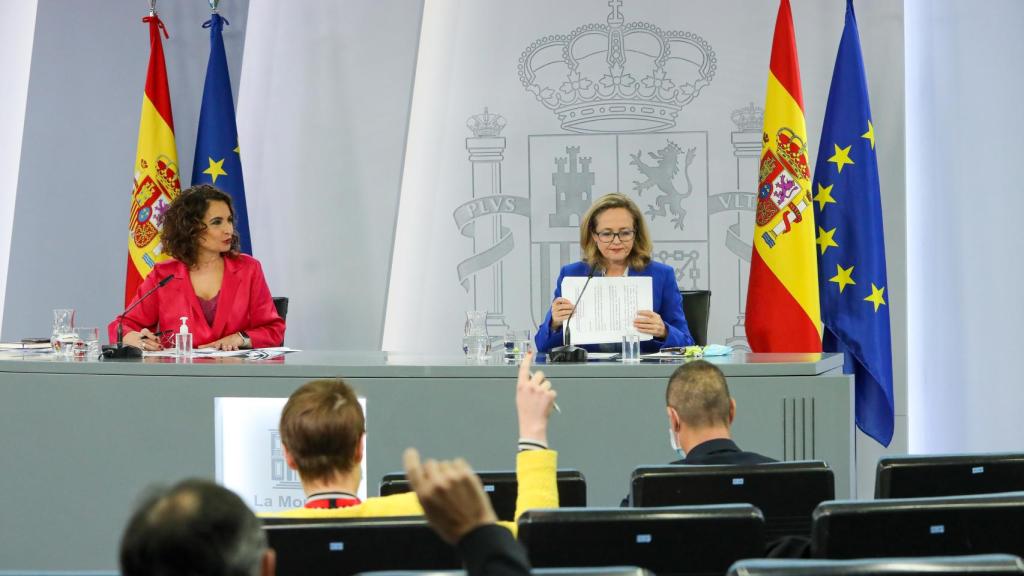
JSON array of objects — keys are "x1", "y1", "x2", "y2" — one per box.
[{"x1": 160, "y1": 184, "x2": 240, "y2": 267}]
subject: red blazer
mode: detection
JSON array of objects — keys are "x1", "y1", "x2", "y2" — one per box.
[{"x1": 108, "y1": 254, "x2": 286, "y2": 348}]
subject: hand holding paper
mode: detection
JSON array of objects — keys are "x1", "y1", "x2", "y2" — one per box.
[
  {"x1": 634, "y1": 310, "x2": 667, "y2": 339},
  {"x1": 560, "y1": 276, "x2": 654, "y2": 345}
]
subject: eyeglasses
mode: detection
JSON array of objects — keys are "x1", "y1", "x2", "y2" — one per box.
[{"x1": 594, "y1": 229, "x2": 636, "y2": 244}]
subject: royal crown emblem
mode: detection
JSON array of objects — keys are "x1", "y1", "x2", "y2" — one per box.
[
  {"x1": 731, "y1": 103, "x2": 764, "y2": 133},
  {"x1": 466, "y1": 107, "x2": 507, "y2": 137},
  {"x1": 518, "y1": 0, "x2": 716, "y2": 134}
]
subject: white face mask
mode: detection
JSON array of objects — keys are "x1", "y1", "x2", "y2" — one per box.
[{"x1": 669, "y1": 428, "x2": 685, "y2": 459}]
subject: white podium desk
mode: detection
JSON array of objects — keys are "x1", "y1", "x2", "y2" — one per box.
[{"x1": 0, "y1": 351, "x2": 852, "y2": 570}]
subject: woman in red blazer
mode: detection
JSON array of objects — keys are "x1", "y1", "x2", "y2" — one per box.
[{"x1": 108, "y1": 185, "x2": 285, "y2": 350}]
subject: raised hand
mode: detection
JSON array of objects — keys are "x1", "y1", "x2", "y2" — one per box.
[
  {"x1": 403, "y1": 447, "x2": 498, "y2": 544},
  {"x1": 517, "y1": 352, "x2": 557, "y2": 445}
]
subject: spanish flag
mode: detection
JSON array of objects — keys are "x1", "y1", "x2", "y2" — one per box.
[
  {"x1": 745, "y1": 0, "x2": 822, "y2": 352},
  {"x1": 124, "y1": 14, "x2": 181, "y2": 306}
]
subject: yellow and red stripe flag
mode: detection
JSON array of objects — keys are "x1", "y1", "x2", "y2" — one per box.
[
  {"x1": 745, "y1": 0, "x2": 822, "y2": 352},
  {"x1": 124, "y1": 14, "x2": 180, "y2": 306}
]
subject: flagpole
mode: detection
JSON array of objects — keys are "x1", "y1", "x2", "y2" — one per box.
[
  {"x1": 209, "y1": 0, "x2": 220, "y2": 12},
  {"x1": 148, "y1": 0, "x2": 156, "y2": 16}
]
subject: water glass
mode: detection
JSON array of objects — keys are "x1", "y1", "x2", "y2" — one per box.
[
  {"x1": 503, "y1": 329, "x2": 516, "y2": 360},
  {"x1": 621, "y1": 333, "x2": 641, "y2": 363},
  {"x1": 72, "y1": 327, "x2": 100, "y2": 360},
  {"x1": 503, "y1": 329, "x2": 530, "y2": 361}
]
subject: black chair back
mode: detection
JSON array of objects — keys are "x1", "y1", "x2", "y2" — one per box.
[
  {"x1": 811, "y1": 492, "x2": 1024, "y2": 559},
  {"x1": 630, "y1": 461, "x2": 834, "y2": 540},
  {"x1": 357, "y1": 568, "x2": 655, "y2": 576},
  {"x1": 380, "y1": 469, "x2": 586, "y2": 522},
  {"x1": 680, "y1": 290, "x2": 710, "y2": 346},
  {"x1": 876, "y1": 452, "x2": 1024, "y2": 498},
  {"x1": 263, "y1": 516, "x2": 459, "y2": 576},
  {"x1": 271, "y1": 296, "x2": 288, "y2": 345},
  {"x1": 273, "y1": 296, "x2": 289, "y2": 321},
  {"x1": 518, "y1": 505, "x2": 765, "y2": 576},
  {"x1": 728, "y1": 554, "x2": 1024, "y2": 575}
]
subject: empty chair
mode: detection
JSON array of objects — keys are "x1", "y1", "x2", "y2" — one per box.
[
  {"x1": 811, "y1": 492, "x2": 1024, "y2": 559},
  {"x1": 630, "y1": 461, "x2": 834, "y2": 541},
  {"x1": 357, "y1": 568, "x2": 654, "y2": 576},
  {"x1": 679, "y1": 290, "x2": 711, "y2": 346},
  {"x1": 876, "y1": 452, "x2": 1024, "y2": 498},
  {"x1": 263, "y1": 516, "x2": 459, "y2": 576},
  {"x1": 518, "y1": 504, "x2": 765, "y2": 576},
  {"x1": 727, "y1": 554, "x2": 1024, "y2": 575},
  {"x1": 380, "y1": 469, "x2": 587, "y2": 522}
]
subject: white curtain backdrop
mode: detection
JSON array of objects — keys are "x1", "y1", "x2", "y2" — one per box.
[
  {"x1": 906, "y1": 0, "x2": 1024, "y2": 453},
  {"x1": 0, "y1": 1, "x2": 38, "y2": 334},
  {"x1": 237, "y1": 0, "x2": 422, "y2": 350}
]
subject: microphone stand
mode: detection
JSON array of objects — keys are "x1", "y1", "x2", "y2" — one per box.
[
  {"x1": 547, "y1": 270, "x2": 595, "y2": 363},
  {"x1": 103, "y1": 275, "x2": 174, "y2": 359}
]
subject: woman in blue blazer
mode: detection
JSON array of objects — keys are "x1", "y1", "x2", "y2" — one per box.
[{"x1": 535, "y1": 193, "x2": 694, "y2": 354}]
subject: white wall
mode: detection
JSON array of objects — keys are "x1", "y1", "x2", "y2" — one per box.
[
  {"x1": 906, "y1": 0, "x2": 1024, "y2": 453},
  {"x1": 0, "y1": 1, "x2": 38, "y2": 336}
]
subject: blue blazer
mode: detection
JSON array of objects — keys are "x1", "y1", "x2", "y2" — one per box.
[{"x1": 535, "y1": 260, "x2": 694, "y2": 353}]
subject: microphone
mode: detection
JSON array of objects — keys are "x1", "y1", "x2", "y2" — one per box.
[
  {"x1": 547, "y1": 268, "x2": 595, "y2": 363},
  {"x1": 103, "y1": 275, "x2": 175, "y2": 359}
]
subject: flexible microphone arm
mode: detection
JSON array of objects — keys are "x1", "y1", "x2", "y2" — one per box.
[
  {"x1": 562, "y1": 269, "x2": 595, "y2": 348},
  {"x1": 548, "y1": 268, "x2": 596, "y2": 363},
  {"x1": 107, "y1": 275, "x2": 175, "y2": 359}
]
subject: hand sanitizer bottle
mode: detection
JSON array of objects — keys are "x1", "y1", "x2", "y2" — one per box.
[{"x1": 175, "y1": 316, "x2": 193, "y2": 358}]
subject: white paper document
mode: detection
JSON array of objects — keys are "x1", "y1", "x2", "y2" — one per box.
[
  {"x1": 561, "y1": 276, "x2": 653, "y2": 345},
  {"x1": 144, "y1": 347, "x2": 301, "y2": 359}
]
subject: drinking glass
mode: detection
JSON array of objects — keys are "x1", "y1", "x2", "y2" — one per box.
[
  {"x1": 72, "y1": 327, "x2": 100, "y2": 360},
  {"x1": 503, "y1": 328, "x2": 517, "y2": 360},
  {"x1": 621, "y1": 333, "x2": 641, "y2": 363},
  {"x1": 502, "y1": 329, "x2": 532, "y2": 363}
]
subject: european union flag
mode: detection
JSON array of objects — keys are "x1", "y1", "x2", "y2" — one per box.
[
  {"x1": 811, "y1": 0, "x2": 894, "y2": 446},
  {"x1": 192, "y1": 13, "x2": 251, "y2": 254}
]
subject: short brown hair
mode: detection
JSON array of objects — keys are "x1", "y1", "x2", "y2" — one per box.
[
  {"x1": 279, "y1": 379, "x2": 365, "y2": 483},
  {"x1": 160, "y1": 184, "x2": 240, "y2": 267},
  {"x1": 666, "y1": 360, "x2": 732, "y2": 429},
  {"x1": 579, "y1": 193, "x2": 653, "y2": 271}
]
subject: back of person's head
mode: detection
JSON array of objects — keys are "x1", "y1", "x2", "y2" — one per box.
[
  {"x1": 666, "y1": 360, "x2": 732, "y2": 429},
  {"x1": 279, "y1": 378, "x2": 365, "y2": 483},
  {"x1": 120, "y1": 478, "x2": 268, "y2": 576}
]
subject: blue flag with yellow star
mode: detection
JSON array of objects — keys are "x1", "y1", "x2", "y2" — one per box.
[
  {"x1": 192, "y1": 13, "x2": 251, "y2": 254},
  {"x1": 812, "y1": 0, "x2": 894, "y2": 446}
]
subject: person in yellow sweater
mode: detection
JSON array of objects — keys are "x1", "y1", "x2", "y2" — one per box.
[{"x1": 262, "y1": 352, "x2": 558, "y2": 533}]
